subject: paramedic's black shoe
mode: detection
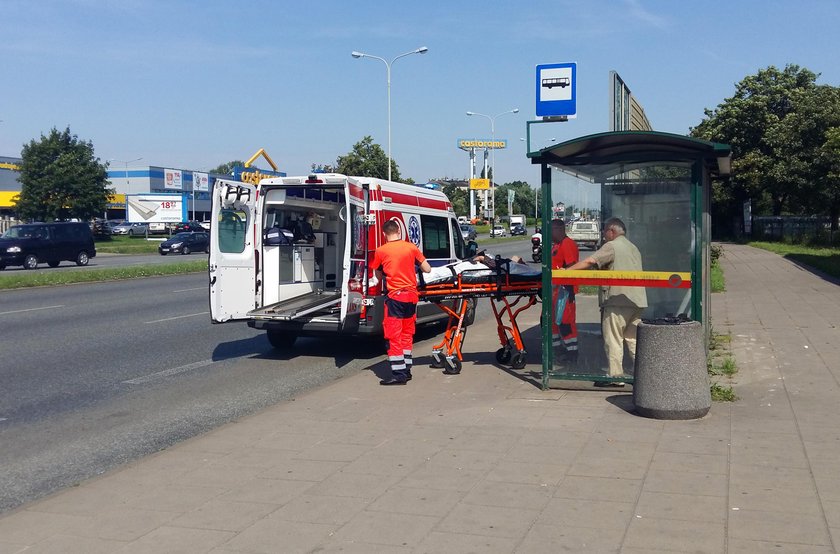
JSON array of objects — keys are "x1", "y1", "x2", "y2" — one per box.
[
  {"x1": 593, "y1": 381, "x2": 625, "y2": 388},
  {"x1": 406, "y1": 371, "x2": 413, "y2": 381},
  {"x1": 380, "y1": 375, "x2": 408, "y2": 385}
]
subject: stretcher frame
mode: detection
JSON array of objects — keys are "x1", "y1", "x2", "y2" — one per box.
[{"x1": 419, "y1": 258, "x2": 543, "y2": 374}]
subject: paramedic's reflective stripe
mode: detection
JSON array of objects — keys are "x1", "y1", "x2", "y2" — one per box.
[{"x1": 550, "y1": 270, "x2": 692, "y2": 289}]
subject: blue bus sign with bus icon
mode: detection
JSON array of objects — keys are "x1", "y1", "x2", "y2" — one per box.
[{"x1": 536, "y1": 62, "x2": 577, "y2": 118}]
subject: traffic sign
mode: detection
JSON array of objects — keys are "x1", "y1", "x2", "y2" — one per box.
[{"x1": 536, "y1": 62, "x2": 577, "y2": 118}]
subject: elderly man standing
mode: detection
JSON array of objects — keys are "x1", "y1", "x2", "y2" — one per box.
[{"x1": 565, "y1": 217, "x2": 647, "y2": 387}]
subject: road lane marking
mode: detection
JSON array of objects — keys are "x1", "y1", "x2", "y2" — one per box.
[
  {"x1": 123, "y1": 359, "x2": 216, "y2": 385},
  {"x1": 145, "y1": 311, "x2": 209, "y2": 324},
  {"x1": 172, "y1": 287, "x2": 206, "y2": 293},
  {"x1": 0, "y1": 305, "x2": 64, "y2": 316}
]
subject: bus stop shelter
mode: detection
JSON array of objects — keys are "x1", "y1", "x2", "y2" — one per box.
[{"x1": 528, "y1": 131, "x2": 731, "y2": 389}]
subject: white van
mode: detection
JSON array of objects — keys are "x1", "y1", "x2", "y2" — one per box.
[{"x1": 209, "y1": 174, "x2": 476, "y2": 348}]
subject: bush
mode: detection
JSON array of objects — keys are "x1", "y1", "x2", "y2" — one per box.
[{"x1": 710, "y1": 244, "x2": 723, "y2": 266}]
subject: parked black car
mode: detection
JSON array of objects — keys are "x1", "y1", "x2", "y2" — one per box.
[
  {"x1": 0, "y1": 222, "x2": 97, "y2": 270},
  {"x1": 158, "y1": 232, "x2": 210, "y2": 255},
  {"x1": 510, "y1": 223, "x2": 527, "y2": 236},
  {"x1": 173, "y1": 221, "x2": 206, "y2": 233}
]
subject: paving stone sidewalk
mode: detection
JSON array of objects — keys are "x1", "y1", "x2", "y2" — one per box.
[{"x1": 1, "y1": 243, "x2": 838, "y2": 553}]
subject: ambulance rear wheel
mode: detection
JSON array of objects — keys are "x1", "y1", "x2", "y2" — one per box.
[
  {"x1": 511, "y1": 353, "x2": 527, "y2": 369},
  {"x1": 463, "y1": 299, "x2": 477, "y2": 326},
  {"x1": 495, "y1": 348, "x2": 512, "y2": 364},
  {"x1": 267, "y1": 330, "x2": 297, "y2": 349}
]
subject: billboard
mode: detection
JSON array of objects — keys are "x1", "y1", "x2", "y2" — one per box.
[
  {"x1": 193, "y1": 172, "x2": 209, "y2": 192},
  {"x1": 609, "y1": 70, "x2": 652, "y2": 131},
  {"x1": 457, "y1": 139, "x2": 507, "y2": 150},
  {"x1": 164, "y1": 168, "x2": 183, "y2": 190},
  {"x1": 126, "y1": 194, "x2": 187, "y2": 223}
]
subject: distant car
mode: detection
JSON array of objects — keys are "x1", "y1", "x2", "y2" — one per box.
[
  {"x1": 158, "y1": 232, "x2": 210, "y2": 255},
  {"x1": 90, "y1": 219, "x2": 113, "y2": 238},
  {"x1": 510, "y1": 223, "x2": 527, "y2": 236},
  {"x1": 200, "y1": 221, "x2": 212, "y2": 231},
  {"x1": 173, "y1": 221, "x2": 206, "y2": 233},
  {"x1": 112, "y1": 222, "x2": 149, "y2": 236},
  {"x1": 459, "y1": 224, "x2": 477, "y2": 241},
  {"x1": 490, "y1": 225, "x2": 507, "y2": 238}
]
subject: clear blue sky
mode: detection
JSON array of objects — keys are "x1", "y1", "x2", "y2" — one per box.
[{"x1": 1, "y1": 0, "x2": 838, "y2": 187}]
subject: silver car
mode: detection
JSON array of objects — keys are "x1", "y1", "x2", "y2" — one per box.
[{"x1": 112, "y1": 222, "x2": 149, "y2": 236}]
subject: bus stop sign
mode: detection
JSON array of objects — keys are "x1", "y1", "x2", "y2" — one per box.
[{"x1": 536, "y1": 62, "x2": 577, "y2": 118}]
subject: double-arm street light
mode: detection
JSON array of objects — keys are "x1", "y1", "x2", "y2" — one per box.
[
  {"x1": 466, "y1": 108, "x2": 519, "y2": 219},
  {"x1": 351, "y1": 46, "x2": 429, "y2": 182},
  {"x1": 108, "y1": 157, "x2": 143, "y2": 194}
]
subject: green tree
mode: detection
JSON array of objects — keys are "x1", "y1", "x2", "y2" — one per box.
[
  {"x1": 335, "y1": 136, "x2": 403, "y2": 182},
  {"x1": 209, "y1": 160, "x2": 245, "y2": 175},
  {"x1": 494, "y1": 180, "x2": 535, "y2": 218},
  {"x1": 15, "y1": 127, "x2": 111, "y2": 222},
  {"x1": 691, "y1": 65, "x2": 819, "y2": 233},
  {"x1": 437, "y1": 181, "x2": 468, "y2": 217},
  {"x1": 792, "y1": 86, "x2": 840, "y2": 230}
]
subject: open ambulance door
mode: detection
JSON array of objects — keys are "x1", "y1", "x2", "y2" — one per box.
[
  {"x1": 339, "y1": 178, "x2": 366, "y2": 333},
  {"x1": 209, "y1": 179, "x2": 258, "y2": 323}
]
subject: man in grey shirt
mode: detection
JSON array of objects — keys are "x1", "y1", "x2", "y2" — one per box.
[{"x1": 564, "y1": 217, "x2": 647, "y2": 387}]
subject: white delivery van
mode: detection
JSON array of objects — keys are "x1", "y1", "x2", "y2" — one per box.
[{"x1": 209, "y1": 174, "x2": 476, "y2": 348}]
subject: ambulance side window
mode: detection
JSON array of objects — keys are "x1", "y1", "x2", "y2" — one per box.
[
  {"x1": 420, "y1": 215, "x2": 449, "y2": 258},
  {"x1": 218, "y1": 208, "x2": 248, "y2": 253},
  {"x1": 450, "y1": 218, "x2": 468, "y2": 259}
]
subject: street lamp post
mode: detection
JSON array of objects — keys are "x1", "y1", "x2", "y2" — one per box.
[
  {"x1": 352, "y1": 46, "x2": 428, "y2": 182},
  {"x1": 108, "y1": 157, "x2": 143, "y2": 195},
  {"x1": 466, "y1": 109, "x2": 518, "y2": 221}
]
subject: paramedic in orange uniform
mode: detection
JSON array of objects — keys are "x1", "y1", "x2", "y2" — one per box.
[
  {"x1": 370, "y1": 220, "x2": 432, "y2": 385},
  {"x1": 551, "y1": 219, "x2": 580, "y2": 361}
]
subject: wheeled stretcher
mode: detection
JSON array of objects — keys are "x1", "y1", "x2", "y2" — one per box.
[{"x1": 418, "y1": 256, "x2": 543, "y2": 374}]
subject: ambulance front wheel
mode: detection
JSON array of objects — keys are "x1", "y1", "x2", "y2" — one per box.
[
  {"x1": 511, "y1": 353, "x2": 527, "y2": 369},
  {"x1": 267, "y1": 330, "x2": 297, "y2": 349},
  {"x1": 495, "y1": 348, "x2": 512, "y2": 364}
]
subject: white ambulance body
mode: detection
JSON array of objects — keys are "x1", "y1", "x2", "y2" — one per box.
[{"x1": 209, "y1": 174, "x2": 475, "y2": 348}]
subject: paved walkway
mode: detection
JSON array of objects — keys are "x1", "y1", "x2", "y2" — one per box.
[{"x1": 1, "y1": 243, "x2": 839, "y2": 553}]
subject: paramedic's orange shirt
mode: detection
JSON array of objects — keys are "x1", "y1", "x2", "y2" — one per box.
[
  {"x1": 552, "y1": 236, "x2": 580, "y2": 293},
  {"x1": 370, "y1": 240, "x2": 426, "y2": 298}
]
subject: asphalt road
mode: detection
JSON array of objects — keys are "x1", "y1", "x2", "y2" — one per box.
[{"x1": 0, "y1": 238, "x2": 534, "y2": 513}]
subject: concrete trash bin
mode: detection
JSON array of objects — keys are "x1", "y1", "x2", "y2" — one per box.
[{"x1": 633, "y1": 318, "x2": 711, "y2": 420}]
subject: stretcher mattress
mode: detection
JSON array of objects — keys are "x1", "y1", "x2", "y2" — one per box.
[{"x1": 420, "y1": 258, "x2": 541, "y2": 286}]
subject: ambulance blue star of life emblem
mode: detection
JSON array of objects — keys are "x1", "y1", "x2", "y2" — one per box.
[{"x1": 408, "y1": 216, "x2": 421, "y2": 246}]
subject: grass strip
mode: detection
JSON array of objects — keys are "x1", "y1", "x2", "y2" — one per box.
[
  {"x1": 750, "y1": 241, "x2": 840, "y2": 280},
  {"x1": 0, "y1": 260, "x2": 208, "y2": 290}
]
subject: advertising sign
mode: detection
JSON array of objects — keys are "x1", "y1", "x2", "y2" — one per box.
[
  {"x1": 469, "y1": 178, "x2": 490, "y2": 190},
  {"x1": 536, "y1": 62, "x2": 577, "y2": 118},
  {"x1": 193, "y1": 172, "x2": 209, "y2": 192},
  {"x1": 126, "y1": 194, "x2": 187, "y2": 223},
  {"x1": 457, "y1": 139, "x2": 507, "y2": 150},
  {"x1": 164, "y1": 169, "x2": 183, "y2": 190}
]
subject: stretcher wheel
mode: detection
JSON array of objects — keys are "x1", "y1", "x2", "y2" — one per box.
[
  {"x1": 511, "y1": 353, "x2": 527, "y2": 369},
  {"x1": 495, "y1": 348, "x2": 512, "y2": 364},
  {"x1": 443, "y1": 357, "x2": 461, "y2": 374},
  {"x1": 430, "y1": 351, "x2": 444, "y2": 368}
]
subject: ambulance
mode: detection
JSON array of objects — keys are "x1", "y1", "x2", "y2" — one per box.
[{"x1": 209, "y1": 174, "x2": 476, "y2": 348}]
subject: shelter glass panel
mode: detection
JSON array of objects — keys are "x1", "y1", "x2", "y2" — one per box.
[{"x1": 549, "y1": 162, "x2": 695, "y2": 381}]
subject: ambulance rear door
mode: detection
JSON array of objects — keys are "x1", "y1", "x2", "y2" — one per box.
[
  {"x1": 209, "y1": 179, "x2": 258, "y2": 322},
  {"x1": 339, "y1": 178, "x2": 367, "y2": 332}
]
